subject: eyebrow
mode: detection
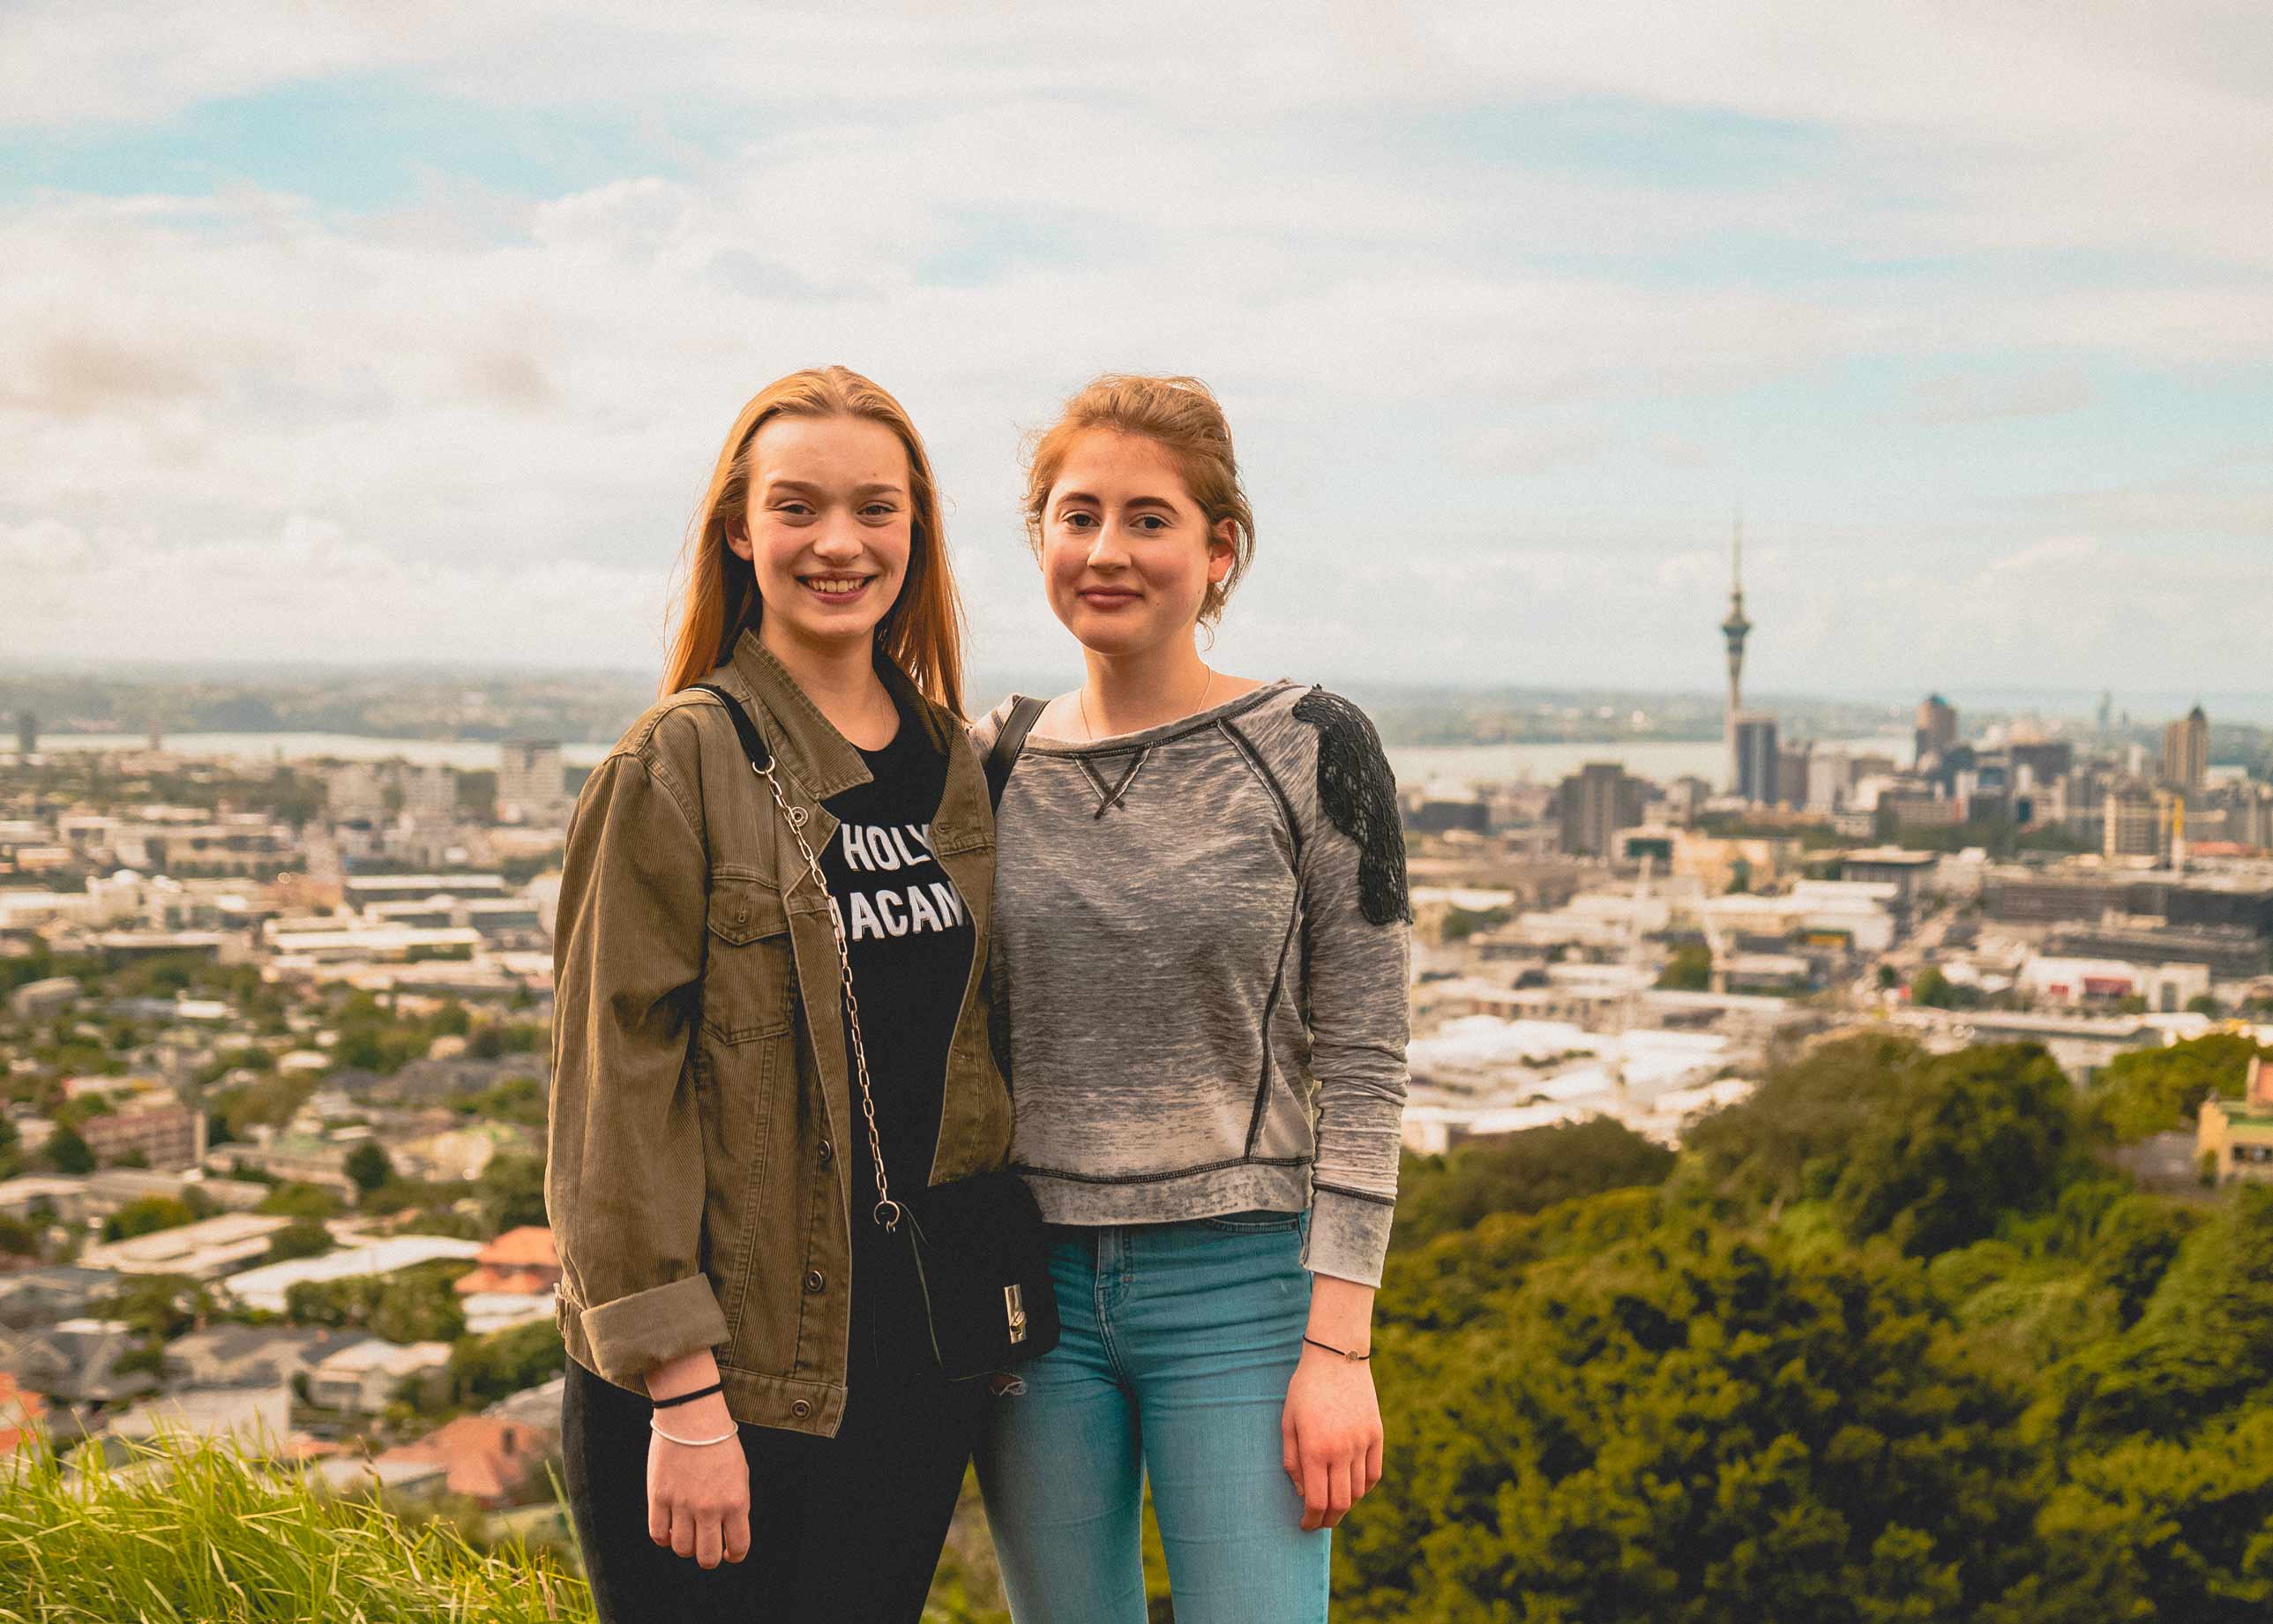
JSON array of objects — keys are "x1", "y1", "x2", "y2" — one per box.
[
  {"x1": 764, "y1": 478, "x2": 907, "y2": 498},
  {"x1": 1055, "y1": 490, "x2": 1178, "y2": 513}
]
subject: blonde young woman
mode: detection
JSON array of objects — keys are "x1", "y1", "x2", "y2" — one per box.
[
  {"x1": 545, "y1": 365, "x2": 1013, "y2": 1623},
  {"x1": 973, "y1": 375, "x2": 1412, "y2": 1623}
]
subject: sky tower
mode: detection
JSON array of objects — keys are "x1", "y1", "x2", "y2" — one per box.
[{"x1": 1721, "y1": 509, "x2": 1752, "y2": 793}]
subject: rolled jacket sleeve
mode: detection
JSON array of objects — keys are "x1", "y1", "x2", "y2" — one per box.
[{"x1": 544, "y1": 749, "x2": 729, "y2": 1383}]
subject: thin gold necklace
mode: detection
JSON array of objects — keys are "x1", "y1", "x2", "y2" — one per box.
[{"x1": 1080, "y1": 663, "x2": 1215, "y2": 742}]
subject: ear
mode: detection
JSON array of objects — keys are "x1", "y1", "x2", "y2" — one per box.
[
  {"x1": 1206, "y1": 518, "x2": 1237, "y2": 585},
  {"x1": 724, "y1": 520, "x2": 752, "y2": 564}
]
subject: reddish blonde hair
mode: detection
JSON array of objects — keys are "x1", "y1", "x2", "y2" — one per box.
[
  {"x1": 1021, "y1": 374, "x2": 1256, "y2": 628},
  {"x1": 662, "y1": 365, "x2": 966, "y2": 717}
]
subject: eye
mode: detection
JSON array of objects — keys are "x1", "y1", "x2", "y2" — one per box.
[
  {"x1": 860, "y1": 502, "x2": 898, "y2": 519},
  {"x1": 1061, "y1": 511, "x2": 1097, "y2": 530},
  {"x1": 773, "y1": 499, "x2": 814, "y2": 519},
  {"x1": 1133, "y1": 513, "x2": 1170, "y2": 533}
]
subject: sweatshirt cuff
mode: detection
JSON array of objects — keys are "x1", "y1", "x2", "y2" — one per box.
[
  {"x1": 1302, "y1": 1185, "x2": 1396, "y2": 1289},
  {"x1": 577, "y1": 1273, "x2": 729, "y2": 1386}
]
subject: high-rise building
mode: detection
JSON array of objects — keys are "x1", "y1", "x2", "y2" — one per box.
[
  {"x1": 1557, "y1": 763, "x2": 1645, "y2": 857},
  {"x1": 1776, "y1": 743, "x2": 1813, "y2": 810},
  {"x1": 2163, "y1": 706, "x2": 2208, "y2": 798},
  {"x1": 2104, "y1": 777, "x2": 2165, "y2": 860},
  {"x1": 498, "y1": 740, "x2": 568, "y2": 825},
  {"x1": 401, "y1": 764, "x2": 456, "y2": 822},
  {"x1": 1914, "y1": 694, "x2": 1956, "y2": 765},
  {"x1": 1721, "y1": 512, "x2": 1752, "y2": 795},
  {"x1": 1733, "y1": 713, "x2": 1779, "y2": 805}
]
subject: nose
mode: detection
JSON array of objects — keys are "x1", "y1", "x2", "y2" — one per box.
[
  {"x1": 1086, "y1": 524, "x2": 1133, "y2": 571},
  {"x1": 811, "y1": 517, "x2": 864, "y2": 564}
]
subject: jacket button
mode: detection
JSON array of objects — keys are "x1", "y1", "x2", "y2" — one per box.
[
  {"x1": 818, "y1": 1140, "x2": 834, "y2": 1165},
  {"x1": 804, "y1": 1269, "x2": 826, "y2": 1293},
  {"x1": 790, "y1": 1399, "x2": 811, "y2": 1418}
]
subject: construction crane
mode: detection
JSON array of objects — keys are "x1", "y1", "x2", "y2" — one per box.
[{"x1": 1607, "y1": 854, "x2": 1655, "y2": 1096}]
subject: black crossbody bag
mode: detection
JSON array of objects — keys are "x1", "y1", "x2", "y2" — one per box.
[{"x1": 691, "y1": 685, "x2": 1056, "y2": 1381}]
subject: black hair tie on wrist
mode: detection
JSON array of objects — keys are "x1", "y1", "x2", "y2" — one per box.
[
  {"x1": 651, "y1": 1381, "x2": 725, "y2": 1409},
  {"x1": 1304, "y1": 1336, "x2": 1372, "y2": 1362}
]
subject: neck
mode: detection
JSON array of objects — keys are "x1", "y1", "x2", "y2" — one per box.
[
  {"x1": 759, "y1": 618, "x2": 894, "y2": 743},
  {"x1": 1080, "y1": 635, "x2": 1213, "y2": 736}
]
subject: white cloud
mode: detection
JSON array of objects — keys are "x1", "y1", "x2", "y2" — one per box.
[{"x1": 4, "y1": 3, "x2": 2269, "y2": 691}]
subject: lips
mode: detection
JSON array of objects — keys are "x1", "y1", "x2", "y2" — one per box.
[
  {"x1": 1079, "y1": 587, "x2": 1139, "y2": 608},
  {"x1": 800, "y1": 575, "x2": 874, "y2": 602}
]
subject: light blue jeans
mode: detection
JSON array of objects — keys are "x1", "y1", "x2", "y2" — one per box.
[{"x1": 975, "y1": 1209, "x2": 1329, "y2": 1624}]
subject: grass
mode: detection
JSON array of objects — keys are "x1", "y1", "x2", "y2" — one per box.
[
  {"x1": 0, "y1": 1419, "x2": 1018, "y2": 1623},
  {"x1": 0, "y1": 1422, "x2": 588, "y2": 1623}
]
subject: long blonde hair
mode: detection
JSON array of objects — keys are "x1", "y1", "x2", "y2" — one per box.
[{"x1": 662, "y1": 366, "x2": 966, "y2": 717}]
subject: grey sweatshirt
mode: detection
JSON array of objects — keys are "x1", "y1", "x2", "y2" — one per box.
[{"x1": 974, "y1": 679, "x2": 1412, "y2": 1288}]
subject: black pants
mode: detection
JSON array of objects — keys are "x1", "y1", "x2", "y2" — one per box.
[{"x1": 560, "y1": 1232, "x2": 986, "y2": 1624}]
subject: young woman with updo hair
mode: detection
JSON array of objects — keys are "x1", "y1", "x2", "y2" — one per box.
[{"x1": 972, "y1": 375, "x2": 1413, "y2": 1622}]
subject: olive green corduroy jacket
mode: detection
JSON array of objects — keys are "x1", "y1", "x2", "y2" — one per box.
[{"x1": 543, "y1": 630, "x2": 1012, "y2": 1436}]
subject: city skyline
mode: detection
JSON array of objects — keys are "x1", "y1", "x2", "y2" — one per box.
[{"x1": 4, "y1": 5, "x2": 2270, "y2": 692}]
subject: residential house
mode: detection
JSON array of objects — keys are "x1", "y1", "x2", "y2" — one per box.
[
  {"x1": 2200, "y1": 1054, "x2": 2273, "y2": 1185},
  {"x1": 305, "y1": 1337, "x2": 452, "y2": 1413},
  {"x1": 373, "y1": 1414, "x2": 550, "y2": 1508}
]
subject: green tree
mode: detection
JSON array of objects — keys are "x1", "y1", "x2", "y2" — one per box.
[
  {"x1": 1657, "y1": 944, "x2": 1713, "y2": 992},
  {"x1": 2088, "y1": 1033, "x2": 2269, "y2": 1143},
  {"x1": 46, "y1": 1125, "x2": 94, "y2": 1174},
  {"x1": 345, "y1": 1141, "x2": 396, "y2": 1194},
  {"x1": 1910, "y1": 966, "x2": 1960, "y2": 1008},
  {"x1": 1832, "y1": 1044, "x2": 2078, "y2": 1258},
  {"x1": 265, "y1": 1218, "x2": 336, "y2": 1264},
  {"x1": 255, "y1": 1181, "x2": 346, "y2": 1220},
  {"x1": 101, "y1": 1196, "x2": 197, "y2": 1243},
  {"x1": 448, "y1": 1319, "x2": 565, "y2": 1409},
  {"x1": 476, "y1": 1153, "x2": 547, "y2": 1232},
  {"x1": 1342, "y1": 1223, "x2": 2044, "y2": 1623},
  {"x1": 1393, "y1": 1118, "x2": 1677, "y2": 1254}
]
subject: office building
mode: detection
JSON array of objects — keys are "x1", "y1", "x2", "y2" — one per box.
[
  {"x1": 497, "y1": 741, "x2": 567, "y2": 825},
  {"x1": 1557, "y1": 763, "x2": 1646, "y2": 858},
  {"x1": 2164, "y1": 706, "x2": 2209, "y2": 798},
  {"x1": 1732, "y1": 714, "x2": 1779, "y2": 805},
  {"x1": 1914, "y1": 693, "x2": 1957, "y2": 764}
]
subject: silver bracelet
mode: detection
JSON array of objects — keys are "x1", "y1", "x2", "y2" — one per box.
[{"x1": 648, "y1": 1415, "x2": 738, "y2": 1448}]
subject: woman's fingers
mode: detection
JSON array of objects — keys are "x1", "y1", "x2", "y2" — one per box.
[
  {"x1": 1301, "y1": 1445, "x2": 1332, "y2": 1531},
  {"x1": 696, "y1": 1509, "x2": 724, "y2": 1569},
  {"x1": 670, "y1": 1503, "x2": 697, "y2": 1560},
  {"x1": 1364, "y1": 1431, "x2": 1385, "y2": 1497},
  {"x1": 725, "y1": 1501, "x2": 752, "y2": 1564},
  {"x1": 1282, "y1": 1405, "x2": 1301, "y2": 1491}
]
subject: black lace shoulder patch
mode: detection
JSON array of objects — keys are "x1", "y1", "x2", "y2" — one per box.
[{"x1": 1292, "y1": 688, "x2": 1412, "y2": 926}]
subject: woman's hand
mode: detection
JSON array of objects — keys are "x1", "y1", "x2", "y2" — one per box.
[
  {"x1": 645, "y1": 1355, "x2": 751, "y2": 1568},
  {"x1": 1280, "y1": 1344, "x2": 1384, "y2": 1530}
]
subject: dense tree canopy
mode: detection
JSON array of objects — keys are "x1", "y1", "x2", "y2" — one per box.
[{"x1": 1338, "y1": 1036, "x2": 2273, "y2": 1623}]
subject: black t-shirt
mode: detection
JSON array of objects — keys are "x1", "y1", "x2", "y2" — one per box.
[{"x1": 818, "y1": 693, "x2": 976, "y2": 1224}]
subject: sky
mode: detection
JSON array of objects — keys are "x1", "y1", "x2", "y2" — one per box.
[{"x1": 3, "y1": 2, "x2": 2269, "y2": 703}]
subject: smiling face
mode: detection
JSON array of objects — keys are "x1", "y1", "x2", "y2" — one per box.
[
  {"x1": 1039, "y1": 430, "x2": 1236, "y2": 658},
  {"x1": 728, "y1": 412, "x2": 914, "y2": 660}
]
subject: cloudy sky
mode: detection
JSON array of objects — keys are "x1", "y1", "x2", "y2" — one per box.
[{"x1": 4, "y1": 2, "x2": 2269, "y2": 701}]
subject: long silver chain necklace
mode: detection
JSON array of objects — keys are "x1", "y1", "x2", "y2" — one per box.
[{"x1": 1079, "y1": 662, "x2": 1215, "y2": 743}]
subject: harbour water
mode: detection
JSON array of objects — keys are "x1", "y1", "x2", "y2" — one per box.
[{"x1": 35, "y1": 729, "x2": 1918, "y2": 786}]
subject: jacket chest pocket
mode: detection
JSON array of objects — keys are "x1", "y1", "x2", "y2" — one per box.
[{"x1": 702, "y1": 874, "x2": 795, "y2": 1044}]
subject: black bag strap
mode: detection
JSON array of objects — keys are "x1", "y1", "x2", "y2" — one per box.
[
  {"x1": 986, "y1": 696, "x2": 1048, "y2": 812},
  {"x1": 686, "y1": 683, "x2": 771, "y2": 774}
]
